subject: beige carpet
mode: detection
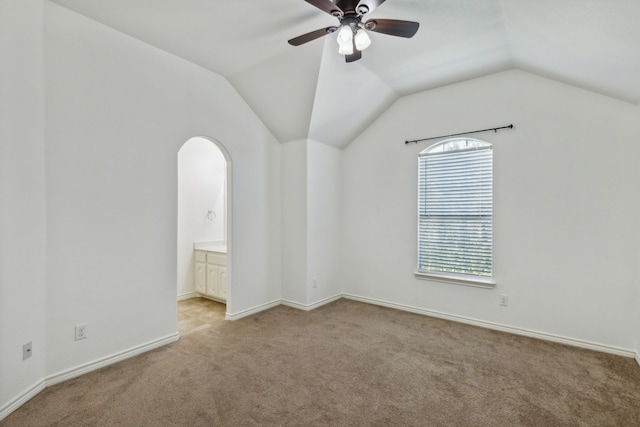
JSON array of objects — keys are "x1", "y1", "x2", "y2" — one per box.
[{"x1": 3, "y1": 298, "x2": 640, "y2": 426}]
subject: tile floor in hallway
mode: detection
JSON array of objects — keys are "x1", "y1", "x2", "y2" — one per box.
[{"x1": 177, "y1": 297, "x2": 226, "y2": 336}]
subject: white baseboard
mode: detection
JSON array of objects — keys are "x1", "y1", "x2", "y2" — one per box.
[
  {"x1": 224, "y1": 293, "x2": 638, "y2": 361},
  {"x1": 225, "y1": 299, "x2": 281, "y2": 321},
  {"x1": 226, "y1": 294, "x2": 343, "y2": 320},
  {"x1": 4, "y1": 294, "x2": 637, "y2": 421},
  {"x1": 0, "y1": 333, "x2": 179, "y2": 421},
  {"x1": 281, "y1": 294, "x2": 342, "y2": 312},
  {"x1": 46, "y1": 332, "x2": 180, "y2": 387},
  {"x1": 343, "y1": 293, "x2": 637, "y2": 359},
  {"x1": 0, "y1": 380, "x2": 46, "y2": 421},
  {"x1": 177, "y1": 292, "x2": 197, "y2": 301}
]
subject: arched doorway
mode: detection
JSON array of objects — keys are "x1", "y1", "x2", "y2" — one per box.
[{"x1": 177, "y1": 136, "x2": 232, "y2": 311}]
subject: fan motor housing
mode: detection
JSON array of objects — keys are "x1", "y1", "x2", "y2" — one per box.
[
  {"x1": 336, "y1": 0, "x2": 363, "y2": 15},
  {"x1": 341, "y1": 13, "x2": 361, "y2": 28}
]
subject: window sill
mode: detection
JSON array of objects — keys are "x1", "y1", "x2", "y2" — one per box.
[{"x1": 414, "y1": 271, "x2": 495, "y2": 289}]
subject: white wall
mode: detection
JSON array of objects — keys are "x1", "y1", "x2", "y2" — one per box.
[
  {"x1": 281, "y1": 139, "x2": 343, "y2": 307},
  {"x1": 0, "y1": 0, "x2": 48, "y2": 411},
  {"x1": 637, "y1": 107, "x2": 640, "y2": 363},
  {"x1": 40, "y1": 1, "x2": 281, "y2": 380},
  {"x1": 177, "y1": 137, "x2": 226, "y2": 297},
  {"x1": 342, "y1": 69, "x2": 640, "y2": 352},
  {"x1": 281, "y1": 140, "x2": 308, "y2": 304},
  {"x1": 307, "y1": 140, "x2": 343, "y2": 303}
]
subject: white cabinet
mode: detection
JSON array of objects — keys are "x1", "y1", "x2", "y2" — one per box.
[
  {"x1": 194, "y1": 249, "x2": 227, "y2": 302},
  {"x1": 206, "y1": 264, "x2": 219, "y2": 296},
  {"x1": 194, "y1": 250, "x2": 207, "y2": 293},
  {"x1": 218, "y1": 268, "x2": 227, "y2": 299},
  {"x1": 195, "y1": 262, "x2": 206, "y2": 294}
]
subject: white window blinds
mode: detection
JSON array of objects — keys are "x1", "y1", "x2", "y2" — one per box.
[{"x1": 418, "y1": 140, "x2": 493, "y2": 277}]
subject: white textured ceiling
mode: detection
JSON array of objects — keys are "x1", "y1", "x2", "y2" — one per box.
[{"x1": 50, "y1": 0, "x2": 640, "y2": 148}]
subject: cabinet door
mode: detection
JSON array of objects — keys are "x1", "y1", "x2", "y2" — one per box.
[
  {"x1": 195, "y1": 262, "x2": 206, "y2": 294},
  {"x1": 206, "y1": 264, "x2": 219, "y2": 297},
  {"x1": 218, "y1": 266, "x2": 227, "y2": 299}
]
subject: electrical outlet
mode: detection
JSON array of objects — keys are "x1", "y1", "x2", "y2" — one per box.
[
  {"x1": 499, "y1": 294, "x2": 509, "y2": 307},
  {"x1": 75, "y1": 323, "x2": 88, "y2": 341},
  {"x1": 23, "y1": 342, "x2": 32, "y2": 360}
]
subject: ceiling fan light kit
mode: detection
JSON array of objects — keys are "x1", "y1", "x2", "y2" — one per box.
[
  {"x1": 337, "y1": 25, "x2": 354, "y2": 55},
  {"x1": 354, "y1": 28, "x2": 371, "y2": 51},
  {"x1": 288, "y1": 0, "x2": 419, "y2": 62}
]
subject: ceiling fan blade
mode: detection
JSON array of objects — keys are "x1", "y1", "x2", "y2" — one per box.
[
  {"x1": 345, "y1": 49, "x2": 362, "y2": 63},
  {"x1": 364, "y1": 19, "x2": 419, "y2": 38},
  {"x1": 288, "y1": 27, "x2": 337, "y2": 46},
  {"x1": 355, "y1": 0, "x2": 387, "y2": 14},
  {"x1": 303, "y1": 0, "x2": 344, "y2": 17}
]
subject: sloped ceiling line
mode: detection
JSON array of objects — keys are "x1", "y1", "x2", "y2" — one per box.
[{"x1": 50, "y1": 0, "x2": 640, "y2": 148}]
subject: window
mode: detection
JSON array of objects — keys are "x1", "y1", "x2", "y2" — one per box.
[{"x1": 417, "y1": 138, "x2": 493, "y2": 286}]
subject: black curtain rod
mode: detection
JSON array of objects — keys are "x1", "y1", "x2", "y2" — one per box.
[{"x1": 405, "y1": 124, "x2": 514, "y2": 145}]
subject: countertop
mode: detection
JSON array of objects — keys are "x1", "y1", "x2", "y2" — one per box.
[{"x1": 194, "y1": 244, "x2": 227, "y2": 254}]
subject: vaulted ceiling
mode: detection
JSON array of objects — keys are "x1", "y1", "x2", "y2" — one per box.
[{"x1": 50, "y1": 0, "x2": 640, "y2": 148}]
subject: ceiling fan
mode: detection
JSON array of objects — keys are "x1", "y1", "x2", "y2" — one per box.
[{"x1": 288, "y1": 0, "x2": 420, "y2": 63}]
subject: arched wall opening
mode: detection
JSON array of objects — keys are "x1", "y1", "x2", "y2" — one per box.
[{"x1": 177, "y1": 136, "x2": 232, "y2": 309}]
